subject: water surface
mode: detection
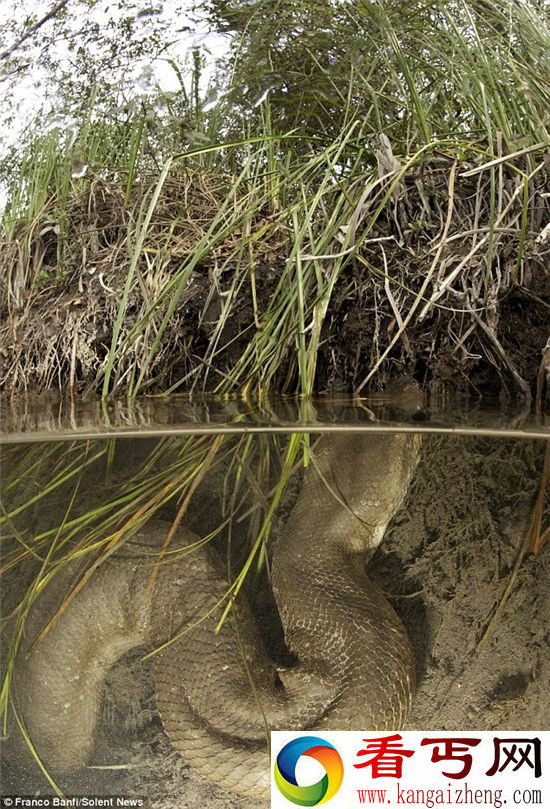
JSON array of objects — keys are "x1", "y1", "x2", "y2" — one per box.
[{"x1": 1, "y1": 396, "x2": 548, "y2": 808}]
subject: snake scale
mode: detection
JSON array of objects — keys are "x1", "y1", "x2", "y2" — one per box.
[{"x1": 9, "y1": 433, "x2": 421, "y2": 798}]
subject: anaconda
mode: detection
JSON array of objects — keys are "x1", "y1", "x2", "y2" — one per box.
[{"x1": 9, "y1": 432, "x2": 421, "y2": 798}]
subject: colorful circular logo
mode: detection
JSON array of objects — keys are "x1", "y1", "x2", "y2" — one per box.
[{"x1": 274, "y1": 735, "x2": 344, "y2": 806}]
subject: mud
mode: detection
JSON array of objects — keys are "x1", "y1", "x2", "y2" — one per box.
[{"x1": 1, "y1": 434, "x2": 548, "y2": 808}]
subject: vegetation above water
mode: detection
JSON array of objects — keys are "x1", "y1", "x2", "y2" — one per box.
[
  {"x1": 1, "y1": 2, "x2": 549, "y2": 787},
  {"x1": 0, "y1": 0, "x2": 548, "y2": 399}
]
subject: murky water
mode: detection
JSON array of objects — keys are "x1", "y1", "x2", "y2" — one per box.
[{"x1": 1, "y1": 399, "x2": 548, "y2": 808}]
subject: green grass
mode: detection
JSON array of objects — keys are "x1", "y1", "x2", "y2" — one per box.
[
  {"x1": 0, "y1": 0, "x2": 547, "y2": 399},
  {"x1": 0, "y1": 432, "x2": 296, "y2": 713},
  {"x1": 0, "y1": 0, "x2": 548, "y2": 772}
]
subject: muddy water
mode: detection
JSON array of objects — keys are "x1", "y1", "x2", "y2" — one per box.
[{"x1": 1, "y1": 430, "x2": 548, "y2": 809}]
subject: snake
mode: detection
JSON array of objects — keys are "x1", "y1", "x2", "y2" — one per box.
[{"x1": 8, "y1": 432, "x2": 421, "y2": 798}]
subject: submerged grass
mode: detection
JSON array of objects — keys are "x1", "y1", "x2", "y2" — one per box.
[
  {"x1": 0, "y1": 0, "x2": 549, "y2": 781},
  {"x1": 0, "y1": 432, "x2": 306, "y2": 717},
  {"x1": 0, "y1": 435, "x2": 261, "y2": 749}
]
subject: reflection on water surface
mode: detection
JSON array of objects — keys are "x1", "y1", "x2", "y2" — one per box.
[{"x1": 0, "y1": 392, "x2": 547, "y2": 441}]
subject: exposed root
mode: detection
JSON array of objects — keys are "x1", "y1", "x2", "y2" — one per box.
[{"x1": 1, "y1": 151, "x2": 548, "y2": 396}]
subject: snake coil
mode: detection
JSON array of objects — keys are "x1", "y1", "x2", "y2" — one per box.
[{"x1": 10, "y1": 433, "x2": 421, "y2": 798}]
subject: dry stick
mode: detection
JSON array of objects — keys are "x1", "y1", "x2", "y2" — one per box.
[
  {"x1": 535, "y1": 339, "x2": 550, "y2": 416},
  {"x1": 69, "y1": 331, "x2": 77, "y2": 393},
  {"x1": 417, "y1": 161, "x2": 546, "y2": 320},
  {"x1": 430, "y1": 441, "x2": 549, "y2": 721},
  {"x1": 355, "y1": 161, "x2": 458, "y2": 395},
  {"x1": 528, "y1": 440, "x2": 550, "y2": 555},
  {"x1": 382, "y1": 246, "x2": 412, "y2": 357},
  {"x1": 430, "y1": 504, "x2": 534, "y2": 725},
  {"x1": 478, "y1": 441, "x2": 549, "y2": 650},
  {"x1": 459, "y1": 141, "x2": 549, "y2": 177},
  {"x1": 0, "y1": 0, "x2": 71, "y2": 61},
  {"x1": 467, "y1": 307, "x2": 531, "y2": 400},
  {"x1": 477, "y1": 537, "x2": 530, "y2": 652}
]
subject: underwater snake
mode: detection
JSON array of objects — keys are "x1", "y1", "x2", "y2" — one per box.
[{"x1": 10, "y1": 433, "x2": 421, "y2": 798}]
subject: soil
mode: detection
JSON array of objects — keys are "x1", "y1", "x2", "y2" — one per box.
[
  {"x1": 2, "y1": 159, "x2": 549, "y2": 401},
  {"x1": 1, "y1": 433, "x2": 548, "y2": 808}
]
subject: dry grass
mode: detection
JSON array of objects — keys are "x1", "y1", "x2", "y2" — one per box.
[{"x1": 1, "y1": 145, "x2": 548, "y2": 398}]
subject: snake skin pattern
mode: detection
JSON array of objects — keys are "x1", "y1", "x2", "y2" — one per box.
[{"x1": 10, "y1": 433, "x2": 421, "y2": 797}]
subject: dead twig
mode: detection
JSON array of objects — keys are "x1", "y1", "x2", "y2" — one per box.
[
  {"x1": 478, "y1": 440, "x2": 549, "y2": 649},
  {"x1": 467, "y1": 307, "x2": 532, "y2": 400},
  {"x1": 0, "y1": 0, "x2": 71, "y2": 62},
  {"x1": 355, "y1": 161, "x2": 458, "y2": 394},
  {"x1": 527, "y1": 440, "x2": 550, "y2": 555}
]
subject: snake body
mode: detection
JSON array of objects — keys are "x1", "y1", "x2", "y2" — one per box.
[{"x1": 10, "y1": 433, "x2": 421, "y2": 798}]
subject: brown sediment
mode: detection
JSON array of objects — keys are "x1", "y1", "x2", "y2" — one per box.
[{"x1": 1, "y1": 154, "x2": 548, "y2": 398}]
